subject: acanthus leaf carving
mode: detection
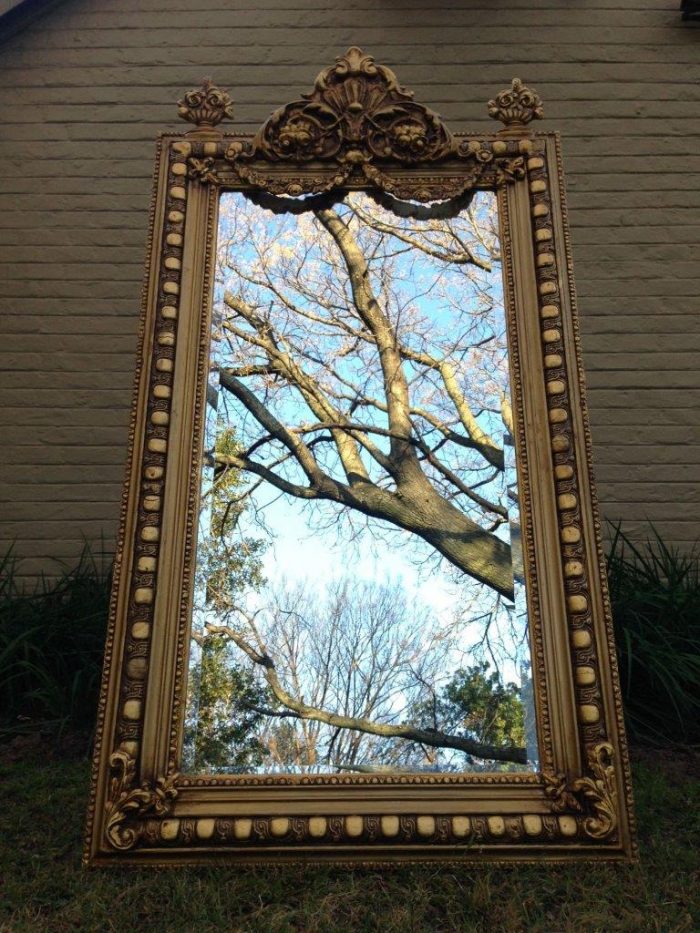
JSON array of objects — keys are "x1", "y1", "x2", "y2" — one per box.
[
  {"x1": 104, "y1": 751, "x2": 179, "y2": 851},
  {"x1": 542, "y1": 742, "x2": 618, "y2": 841},
  {"x1": 572, "y1": 741, "x2": 618, "y2": 840}
]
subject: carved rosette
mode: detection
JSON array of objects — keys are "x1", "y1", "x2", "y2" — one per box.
[
  {"x1": 488, "y1": 78, "x2": 544, "y2": 133},
  {"x1": 104, "y1": 752, "x2": 179, "y2": 851},
  {"x1": 177, "y1": 78, "x2": 234, "y2": 134}
]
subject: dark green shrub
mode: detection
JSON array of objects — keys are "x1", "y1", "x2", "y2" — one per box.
[
  {"x1": 606, "y1": 524, "x2": 700, "y2": 745},
  {"x1": 0, "y1": 545, "x2": 111, "y2": 746}
]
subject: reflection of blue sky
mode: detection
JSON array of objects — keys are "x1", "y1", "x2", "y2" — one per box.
[
  {"x1": 258, "y1": 493, "x2": 464, "y2": 618},
  {"x1": 188, "y1": 190, "x2": 537, "y2": 770}
]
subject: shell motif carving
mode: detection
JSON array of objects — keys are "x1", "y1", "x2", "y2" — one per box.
[
  {"x1": 104, "y1": 751, "x2": 179, "y2": 851},
  {"x1": 249, "y1": 46, "x2": 453, "y2": 165}
]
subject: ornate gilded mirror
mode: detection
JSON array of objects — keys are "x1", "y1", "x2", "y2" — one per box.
[{"x1": 85, "y1": 49, "x2": 635, "y2": 864}]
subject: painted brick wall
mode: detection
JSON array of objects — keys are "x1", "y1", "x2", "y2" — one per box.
[{"x1": 1, "y1": 0, "x2": 698, "y2": 578}]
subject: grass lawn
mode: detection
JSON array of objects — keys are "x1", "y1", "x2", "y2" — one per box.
[{"x1": 0, "y1": 742, "x2": 698, "y2": 932}]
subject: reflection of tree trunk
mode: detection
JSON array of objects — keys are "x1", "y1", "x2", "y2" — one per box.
[
  {"x1": 320, "y1": 468, "x2": 514, "y2": 601},
  {"x1": 217, "y1": 201, "x2": 516, "y2": 601},
  {"x1": 386, "y1": 480, "x2": 514, "y2": 601}
]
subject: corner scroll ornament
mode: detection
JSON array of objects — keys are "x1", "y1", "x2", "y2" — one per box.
[
  {"x1": 104, "y1": 751, "x2": 179, "y2": 851},
  {"x1": 488, "y1": 78, "x2": 544, "y2": 135},
  {"x1": 177, "y1": 78, "x2": 234, "y2": 136},
  {"x1": 543, "y1": 743, "x2": 618, "y2": 841}
]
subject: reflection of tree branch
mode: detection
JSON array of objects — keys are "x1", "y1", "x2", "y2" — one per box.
[
  {"x1": 501, "y1": 392, "x2": 515, "y2": 437},
  {"x1": 221, "y1": 299, "x2": 385, "y2": 482},
  {"x1": 240, "y1": 702, "x2": 300, "y2": 720},
  {"x1": 413, "y1": 433, "x2": 508, "y2": 518},
  {"x1": 217, "y1": 202, "x2": 516, "y2": 598},
  {"x1": 208, "y1": 622, "x2": 526, "y2": 764},
  {"x1": 214, "y1": 451, "x2": 319, "y2": 500},
  {"x1": 335, "y1": 762, "x2": 419, "y2": 774},
  {"x1": 218, "y1": 369, "x2": 338, "y2": 487},
  {"x1": 347, "y1": 393, "x2": 505, "y2": 471},
  {"x1": 316, "y1": 208, "x2": 419, "y2": 473},
  {"x1": 350, "y1": 204, "x2": 493, "y2": 271}
]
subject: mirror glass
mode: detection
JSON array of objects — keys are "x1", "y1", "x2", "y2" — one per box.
[{"x1": 182, "y1": 190, "x2": 538, "y2": 775}]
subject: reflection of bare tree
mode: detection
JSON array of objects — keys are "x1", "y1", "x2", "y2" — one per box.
[
  {"x1": 213, "y1": 194, "x2": 515, "y2": 599},
  {"x1": 205, "y1": 577, "x2": 527, "y2": 768}
]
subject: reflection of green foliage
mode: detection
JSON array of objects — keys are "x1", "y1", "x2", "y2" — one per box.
[
  {"x1": 186, "y1": 425, "x2": 270, "y2": 771},
  {"x1": 185, "y1": 636, "x2": 270, "y2": 772},
  {"x1": 200, "y1": 424, "x2": 267, "y2": 613},
  {"x1": 415, "y1": 662, "x2": 525, "y2": 756}
]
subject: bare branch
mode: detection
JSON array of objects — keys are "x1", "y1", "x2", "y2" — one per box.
[
  {"x1": 211, "y1": 622, "x2": 526, "y2": 765},
  {"x1": 350, "y1": 203, "x2": 493, "y2": 271}
]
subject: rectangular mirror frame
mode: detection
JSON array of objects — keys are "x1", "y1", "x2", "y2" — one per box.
[{"x1": 84, "y1": 66, "x2": 635, "y2": 866}]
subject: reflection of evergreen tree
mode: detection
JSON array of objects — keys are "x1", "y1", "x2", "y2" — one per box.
[
  {"x1": 184, "y1": 425, "x2": 271, "y2": 773},
  {"x1": 184, "y1": 636, "x2": 270, "y2": 772},
  {"x1": 199, "y1": 424, "x2": 266, "y2": 614},
  {"x1": 411, "y1": 662, "x2": 525, "y2": 769}
]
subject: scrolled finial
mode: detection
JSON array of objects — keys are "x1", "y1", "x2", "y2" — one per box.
[
  {"x1": 488, "y1": 78, "x2": 543, "y2": 135},
  {"x1": 177, "y1": 78, "x2": 234, "y2": 135}
]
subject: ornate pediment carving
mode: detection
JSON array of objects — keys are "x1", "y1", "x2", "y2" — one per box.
[
  {"x1": 248, "y1": 46, "x2": 454, "y2": 165},
  {"x1": 177, "y1": 55, "x2": 540, "y2": 202}
]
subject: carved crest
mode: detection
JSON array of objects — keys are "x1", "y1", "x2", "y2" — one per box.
[
  {"x1": 176, "y1": 53, "x2": 538, "y2": 202},
  {"x1": 250, "y1": 46, "x2": 453, "y2": 165}
]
